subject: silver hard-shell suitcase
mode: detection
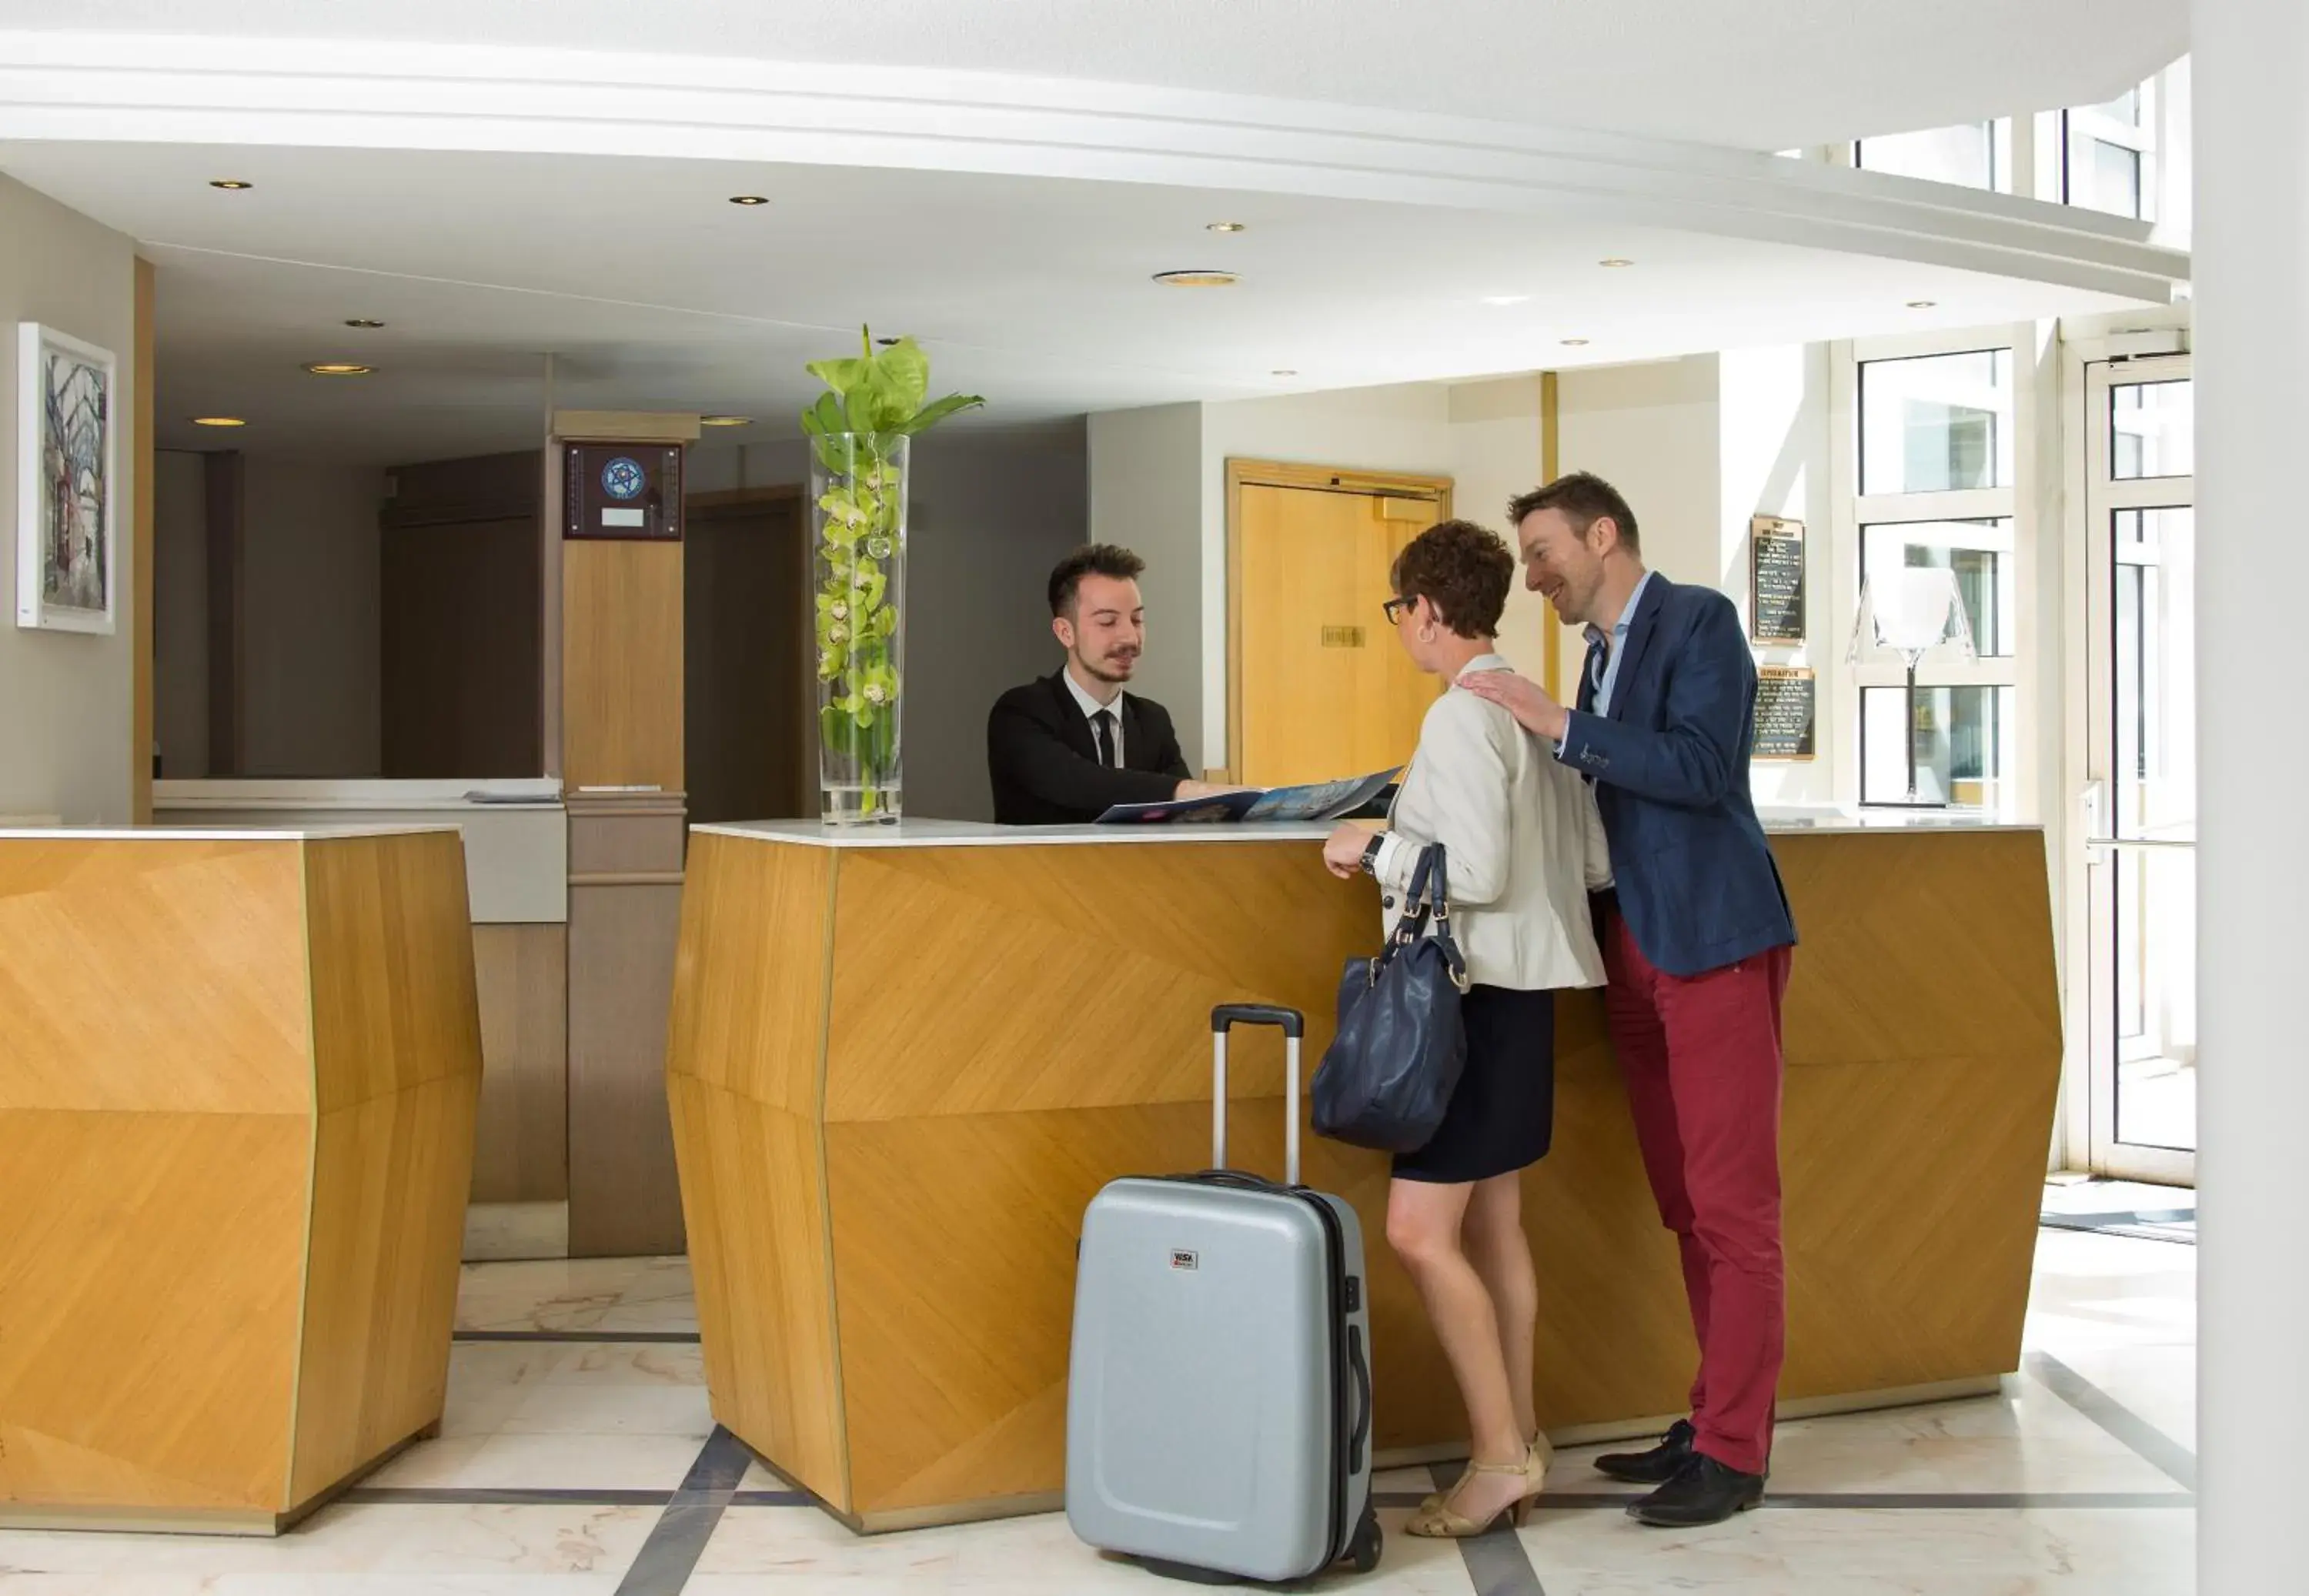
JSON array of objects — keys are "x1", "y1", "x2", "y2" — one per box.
[{"x1": 1065, "y1": 1003, "x2": 1381, "y2": 1584}]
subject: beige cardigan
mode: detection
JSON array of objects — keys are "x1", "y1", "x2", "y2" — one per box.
[{"x1": 1370, "y1": 655, "x2": 1610, "y2": 992}]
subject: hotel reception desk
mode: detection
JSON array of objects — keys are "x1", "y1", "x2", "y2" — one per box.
[
  {"x1": 0, "y1": 827, "x2": 483, "y2": 1533},
  {"x1": 667, "y1": 818, "x2": 2061, "y2": 1532}
]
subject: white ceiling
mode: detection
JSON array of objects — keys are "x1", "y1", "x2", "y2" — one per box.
[
  {"x1": 0, "y1": 141, "x2": 2167, "y2": 464},
  {"x1": 0, "y1": 0, "x2": 2189, "y2": 152}
]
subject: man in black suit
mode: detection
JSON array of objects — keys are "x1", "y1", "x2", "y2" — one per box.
[{"x1": 987, "y1": 544, "x2": 1234, "y2": 825}]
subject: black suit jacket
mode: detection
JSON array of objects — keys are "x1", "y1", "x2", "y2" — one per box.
[{"x1": 987, "y1": 670, "x2": 1192, "y2": 825}]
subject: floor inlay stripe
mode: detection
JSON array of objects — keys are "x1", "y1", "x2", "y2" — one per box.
[
  {"x1": 612, "y1": 1427, "x2": 754, "y2": 1595},
  {"x1": 1430, "y1": 1461, "x2": 1547, "y2": 1595},
  {"x1": 453, "y1": 1329, "x2": 703, "y2": 1343},
  {"x1": 2026, "y1": 1351, "x2": 2197, "y2": 1491}
]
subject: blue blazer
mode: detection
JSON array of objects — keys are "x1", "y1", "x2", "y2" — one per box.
[{"x1": 1557, "y1": 574, "x2": 1796, "y2": 978}]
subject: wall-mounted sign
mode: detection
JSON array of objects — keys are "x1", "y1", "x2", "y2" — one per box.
[
  {"x1": 1753, "y1": 665, "x2": 1816, "y2": 760},
  {"x1": 563, "y1": 442, "x2": 683, "y2": 541},
  {"x1": 1749, "y1": 514, "x2": 1806, "y2": 644}
]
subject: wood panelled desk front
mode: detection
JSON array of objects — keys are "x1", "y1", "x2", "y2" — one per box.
[
  {"x1": 0, "y1": 827, "x2": 484, "y2": 1534},
  {"x1": 667, "y1": 818, "x2": 2060, "y2": 1532}
]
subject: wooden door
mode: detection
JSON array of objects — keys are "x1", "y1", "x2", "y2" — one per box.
[{"x1": 1233, "y1": 469, "x2": 1449, "y2": 786}]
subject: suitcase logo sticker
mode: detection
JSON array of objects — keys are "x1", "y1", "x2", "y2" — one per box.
[{"x1": 1169, "y1": 1250, "x2": 1198, "y2": 1270}]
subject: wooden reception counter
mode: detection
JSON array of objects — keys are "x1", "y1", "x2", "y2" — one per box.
[
  {"x1": 0, "y1": 827, "x2": 484, "y2": 1534},
  {"x1": 667, "y1": 817, "x2": 2061, "y2": 1532}
]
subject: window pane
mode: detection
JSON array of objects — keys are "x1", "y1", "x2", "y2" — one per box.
[
  {"x1": 1860, "y1": 685, "x2": 2016, "y2": 810},
  {"x1": 2067, "y1": 127, "x2": 2144, "y2": 218},
  {"x1": 2114, "y1": 844, "x2": 2196, "y2": 1151},
  {"x1": 1861, "y1": 519, "x2": 2013, "y2": 657},
  {"x1": 1859, "y1": 349, "x2": 2013, "y2": 494},
  {"x1": 2086, "y1": 85, "x2": 2143, "y2": 127},
  {"x1": 1856, "y1": 123, "x2": 1997, "y2": 189},
  {"x1": 2112, "y1": 507, "x2": 2196, "y2": 841},
  {"x1": 2110, "y1": 380, "x2": 2194, "y2": 479}
]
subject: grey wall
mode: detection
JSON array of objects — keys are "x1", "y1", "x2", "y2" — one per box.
[
  {"x1": 0, "y1": 173, "x2": 138, "y2": 823},
  {"x1": 687, "y1": 423, "x2": 1091, "y2": 820},
  {"x1": 239, "y1": 458, "x2": 384, "y2": 776},
  {"x1": 1085, "y1": 403, "x2": 1205, "y2": 774},
  {"x1": 153, "y1": 448, "x2": 208, "y2": 777}
]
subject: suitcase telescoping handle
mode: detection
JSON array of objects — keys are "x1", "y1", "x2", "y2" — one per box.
[{"x1": 1209, "y1": 1004, "x2": 1305, "y2": 1187}]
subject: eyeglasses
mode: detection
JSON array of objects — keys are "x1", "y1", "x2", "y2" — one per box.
[{"x1": 1382, "y1": 596, "x2": 1412, "y2": 624}]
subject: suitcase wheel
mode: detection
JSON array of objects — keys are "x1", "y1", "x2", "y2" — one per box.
[{"x1": 1346, "y1": 1502, "x2": 1383, "y2": 1574}]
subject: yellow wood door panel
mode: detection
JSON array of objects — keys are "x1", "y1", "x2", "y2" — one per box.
[{"x1": 1238, "y1": 482, "x2": 1442, "y2": 787}]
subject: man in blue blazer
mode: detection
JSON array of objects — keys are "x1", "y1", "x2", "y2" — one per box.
[{"x1": 1465, "y1": 472, "x2": 1796, "y2": 1528}]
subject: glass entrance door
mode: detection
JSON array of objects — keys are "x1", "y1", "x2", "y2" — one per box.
[{"x1": 2082, "y1": 355, "x2": 2195, "y2": 1184}]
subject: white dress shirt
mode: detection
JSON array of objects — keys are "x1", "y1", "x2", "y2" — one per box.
[{"x1": 1062, "y1": 668, "x2": 1125, "y2": 766}]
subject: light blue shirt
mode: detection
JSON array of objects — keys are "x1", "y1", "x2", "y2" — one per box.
[{"x1": 1584, "y1": 569, "x2": 1656, "y2": 720}]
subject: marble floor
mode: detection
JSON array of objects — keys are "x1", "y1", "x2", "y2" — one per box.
[{"x1": 0, "y1": 1181, "x2": 2197, "y2": 1594}]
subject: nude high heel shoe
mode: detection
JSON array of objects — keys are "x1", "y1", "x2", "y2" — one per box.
[
  {"x1": 1419, "y1": 1433, "x2": 1550, "y2": 1514},
  {"x1": 1404, "y1": 1438, "x2": 1549, "y2": 1538}
]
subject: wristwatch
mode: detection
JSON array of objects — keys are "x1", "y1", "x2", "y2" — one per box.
[{"x1": 1358, "y1": 833, "x2": 1385, "y2": 875}]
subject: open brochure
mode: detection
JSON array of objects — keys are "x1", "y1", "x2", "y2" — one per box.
[{"x1": 1094, "y1": 766, "x2": 1399, "y2": 826}]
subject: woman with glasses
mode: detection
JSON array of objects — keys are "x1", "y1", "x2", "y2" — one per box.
[{"x1": 1322, "y1": 517, "x2": 1611, "y2": 1538}]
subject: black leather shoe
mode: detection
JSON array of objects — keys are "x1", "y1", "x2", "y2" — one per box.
[
  {"x1": 1594, "y1": 1419, "x2": 1696, "y2": 1484},
  {"x1": 1626, "y1": 1453, "x2": 1766, "y2": 1528}
]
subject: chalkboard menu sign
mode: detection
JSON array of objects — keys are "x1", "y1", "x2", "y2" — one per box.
[
  {"x1": 1753, "y1": 666, "x2": 1816, "y2": 760},
  {"x1": 1749, "y1": 515, "x2": 1806, "y2": 644}
]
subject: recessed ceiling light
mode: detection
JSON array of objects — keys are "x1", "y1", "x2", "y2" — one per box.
[
  {"x1": 302, "y1": 362, "x2": 373, "y2": 376},
  {"x1": 1153, "y1": 270, "x2": 1239, "y2": 287},
  {"x1": 1207, "y1": 222, "x2": 1247, "y2": 233},
  {"x1": 191, "y1": 416, "x2": 246, "y2": 427},
  {"x1": 1906, "y1": 299, "x2": 1938, "y2": 309},
  {"x1": 1560, "y1": 339, "x2": 1590, "y2": 347},
  {"x1": 343, "y1": 318, "x2": 386, "y2": 329},
  {"x1": 1599, "y1": 258, "x2": 1635, "y2": 268},
  {"x1": 209, "y1": 179, "x2": 253, "y2": 191},
  {"x1": 1481, "y1": 295, "x2": 1529, "y2": 306},
  {"x1": 1271, "y1": 369, "x2": 1298, "y2": 377},
  {"x1": 728, "y1": 194, "x2": 770, "y2": 206},
  {"x1": 700, "y1": 414, "x2": 752, "y2": 427}
]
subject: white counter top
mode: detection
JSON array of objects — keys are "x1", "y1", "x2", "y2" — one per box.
[
  {"x1": 155, "y1": 778, "x2": 562, "y2": 811},
  {"x1": 697, "y1": 819, "x2": 1338, "y2": 849},
  {"x1": 700, "y1": 812, "x2": 2043, "y2": 848},
  {"x1": 0, "y1": 825, "x2": 463, "y2": 843}
]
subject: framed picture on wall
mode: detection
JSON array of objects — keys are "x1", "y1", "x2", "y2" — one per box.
[{"x1": 15, "y1": 322, "x2": 119, "y2": 634}]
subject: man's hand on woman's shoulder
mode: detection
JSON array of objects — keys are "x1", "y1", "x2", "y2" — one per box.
[{"x1": 1460, "y1": 666, "x2": 1570, "y2": 743}]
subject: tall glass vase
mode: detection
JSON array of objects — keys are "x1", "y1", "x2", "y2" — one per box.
[{"x1": 811, "y1": 432, "x2": 908, "y2": 823}]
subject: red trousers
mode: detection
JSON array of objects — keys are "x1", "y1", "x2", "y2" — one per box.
[{"x1": 1602, "y1": 907, "x2": 1793, "y2": 1477}]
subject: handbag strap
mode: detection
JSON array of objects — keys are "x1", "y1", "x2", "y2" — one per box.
[{"x1": 1416, "y1": 843, "x2": 1472, "y2": 991}]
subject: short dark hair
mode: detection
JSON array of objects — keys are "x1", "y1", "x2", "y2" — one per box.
[
  {"x1": 1048, "y1": 543, "x2": 1145, "y2": 616},
  {"x1": 1391, "y1": 519, "x2": 1515, "y2": 639},
  {"x1": 1506, "y1": 471, "x2": 1641, "y2": 555}
]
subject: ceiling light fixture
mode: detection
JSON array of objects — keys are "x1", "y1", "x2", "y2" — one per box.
[
  {"x1": 728, "y1": 194, "x2": 770, "y2": 206},
  {"x1": 700, "y1": 415, "x2": 752, "y2": 427},
  {"x1": 1153, "y1": 269, "x2": 1238, "y2": 287},
  {"x1": 302, "y1": 362, "x2": 373, "y2": 376},
  {"x1": 1481, "y1": 295, "x2": 1529, "y2": 306},
  {"x1": 1599, "y1": 258, "x2": 1635, "y2": 268},
  {"x1": 1207, "y1": 222, "x2": 1247, "y2": 233},
  {"x1": 1906, "y1": 299, "x2": 1938, "y2": 309},
  {"x1": 1560, "y1": 338, "x2": 1590, "y2": 347},
  {"x1": 343, "y1": 318, "x2": 386, "y2": 329},
  {"x1": 209, "y1": 179, "x2": 253, "y2": 191},
  {"x1": 1271, "y1": 369, "x2": 1298, "y2": 377},
  {"x1": 191, "y1": 416, "x2": 246, "y2": 427}
]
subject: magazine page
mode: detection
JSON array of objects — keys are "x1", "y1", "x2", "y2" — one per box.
[{"x1": 1094, "y1": 767, "x2": 1398, "y2": 826}]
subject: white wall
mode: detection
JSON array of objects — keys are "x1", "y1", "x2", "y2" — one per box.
[
  {"x1": 153, "y1": 448, "x2": 208, "y2": 776},
  {"x1": 690, "y1": 424, "x2": 1091, "y2": 820},
  {"x1": 1446, "y1": 377, "x2": 1550, "y2": 679},
  {"x1": 239, "y1": 458, "x2": 385, "y2": 776},
  {"x1": 0, "y1": 174, "x2": 138, "y2": 824}
]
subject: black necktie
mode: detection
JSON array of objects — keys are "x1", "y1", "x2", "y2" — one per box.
[
  {"x1": 1094, "y1": 709, "x2": 1117, "y2": 769},
  {"x1": 1586, "y1": 638, "x2": 1609, "y2": 705}
]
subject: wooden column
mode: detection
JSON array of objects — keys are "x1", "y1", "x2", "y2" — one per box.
[{"x1": 551, "y1": 411, "x2": 697, "y2": 1257}]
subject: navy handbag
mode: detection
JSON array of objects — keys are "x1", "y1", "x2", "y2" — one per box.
[{"x1": 1312, "y1": 843, "x2": 1470, "y2": 1154}]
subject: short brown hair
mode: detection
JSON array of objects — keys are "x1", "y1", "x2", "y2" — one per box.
[
  {"x1": 1506, "y1": 471, "x2": 1641, "y2": 555},
  {"x1": 1391, "y1": 519, "x2": 1514, "y2": 639},
  {"x1": 1048, "y1": 543, "x2": 1144, "y2": 616}
]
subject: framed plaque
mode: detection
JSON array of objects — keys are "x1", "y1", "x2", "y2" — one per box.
[
  {"x1": 1749, "y1": 514, "x2": 1805, "y2": 644},
  {"x1": 1753, "y1": 665, "x2": 1816, "y2": 760},
  {"x1": 563, "y1": 442, "x2": 683, "y2": 541}
]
